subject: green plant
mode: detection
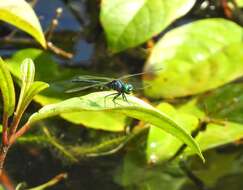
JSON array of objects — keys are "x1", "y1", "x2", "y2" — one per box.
[
  {"x1": 1, "y1": 0, "x2": 243, "y2": 189},
  {"x1": 0, "y1": 58, "x2": 48, "y2": 172},
  {"x1": 0, "y1": 57, "x2": 204, "y2": 172}
]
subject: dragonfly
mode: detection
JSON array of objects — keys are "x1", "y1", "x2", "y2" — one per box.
[{"x1": 66, "y1": 69, "x2": 160, "y2": 105}]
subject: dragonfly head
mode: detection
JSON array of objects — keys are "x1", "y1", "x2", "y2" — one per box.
[{"x1": 124, "y1": 84, "x2": 134, "y2": 94}]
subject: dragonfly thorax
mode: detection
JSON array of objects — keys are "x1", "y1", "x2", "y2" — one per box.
[{"x1": 107, "y1": 80, "x2": 134, "y2": 94}]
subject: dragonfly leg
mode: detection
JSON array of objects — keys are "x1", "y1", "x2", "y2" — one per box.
[
  {"x1": 112, "y1": 92, "x2": 122, "y2": 106},
  {"x1": 122, "y1": 93, "x2": 130, "y2": 105},
  {"x1": 104, "y1": 92, "x2": 119, "y2": 107}
]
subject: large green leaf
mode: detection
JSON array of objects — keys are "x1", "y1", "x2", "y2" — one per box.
[
  {"x1": 185, "y1": 122, "x2": 243, "y2": 154},
  {"x1": 144, "y1": 18, "x2": 243, "y2": 98},
  {"x1": 179, "y1": 83, "x2": 243, "y2": 154},
  {"x1": 194, "y1": 83, "x2": 243, "y2": 124},
  {"x1": 146, "y1": 103, "x2": 199, "y2": 163},
  {"x1": 187, "y1": 150, "x2": 243, "y2": 188},
  {"x1": 182, "y1": 83, "x2": 243, "y2": 154},
  {"x1": 28, "y1": 91, "x2": 204, "y2": 161},
  {"x1": 0, "y1": 57, "x2": 15, "y2": 116},
  {"x1": 115, "y1": 148, "x2": 187, "y2": 190},
  {"x1": 0, "y1": 0, "x2": 46, "y2": 48},
  {"x1": 236, "y1": 0, "x2": 243, "y2": 7},
  {"x1": 146, "y1": 82, "x2": 243, "y2": 162},
  {"x1": 100, "y1": 0, "x2": 196, "y2": 52}
]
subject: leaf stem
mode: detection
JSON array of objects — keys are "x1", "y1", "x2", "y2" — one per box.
[
  {"x1": 9, "y1": 113, "x2": 22, "y2": 136},
  {"x1": 9, "y1": 122, "x2": 31, "y2": 145}
]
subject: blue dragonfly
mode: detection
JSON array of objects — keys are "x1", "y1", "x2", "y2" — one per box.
[{"x1": 66, "y1": 69, "x2": 160, "y2": 105}]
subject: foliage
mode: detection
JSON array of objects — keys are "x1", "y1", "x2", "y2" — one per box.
[
  {"x1": 1, "y1": 0, "x2": 243, "y2": 189},
  {"x1": 144, "y1": 18, "x2": 243, "y2": 98},
  {"x1": 100, "y1": 0, "x2": 196, "y2": 52},
  {"x1": 0, "y1": 0, "x2": 46, "y2": 48}
]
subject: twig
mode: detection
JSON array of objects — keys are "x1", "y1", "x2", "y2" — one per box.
[
  {"x1": 0, "y1": 6, "x2": 73, "y2": 59},
  {"x1": 221, "y1": 0, "x2": 233, "y2": 18},
  {"x1": 0, "y1": 37, "x2": 73, "y2": 59},
  {"x1": 0, "y1": 170, "x2": 15, "y2": 190},
  {"x1": 28, "y1": 173, "x2": 67, "y2": 190},
  {"x1": 47, "y1": 42, "x2": 73, "y2": 59},
  {"x1": 180, "y1": 160, "x2": 209, "y2": 190},
  {"x1": 29, "y1": 0, "x2": 39, "y2": 7},
  {"x1": 45, "y1": 7, "x2": 63, "y2": 41}
]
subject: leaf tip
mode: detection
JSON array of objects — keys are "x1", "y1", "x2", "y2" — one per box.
[{"x1": 198, "y1": 152, "x2": 205, "y2": 163}]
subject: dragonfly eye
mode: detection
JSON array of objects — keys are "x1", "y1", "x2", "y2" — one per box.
[{"x1": 125, "y1": 84, "x2": 134, "y2": 94}]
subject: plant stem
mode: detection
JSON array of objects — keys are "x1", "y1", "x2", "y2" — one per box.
[
  {"x1": 0, "y1": 169, "x2": 14, "y2": 190},
  {"x1": 9, "y1": 122, "x2": 31, "y2": 145},
  {"x1": 0, "y1": 113, "x2": 10, "y2": 175},
  {"x1": 28, "y1": 173, "x2": 67, "y2": 190},
  {"x1": 0, "y1": 145, "x2": 9, "y2": 175},
  {"x1": 2, "y1": 113, "x2": 9, "y2": 146},
  {"x1": 9, "y1": 115, "x2": 21, "y2": 136}
]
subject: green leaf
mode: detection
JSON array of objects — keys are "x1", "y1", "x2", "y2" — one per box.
[
  {"x1": 180, "y1": 83, "x2": 243, "y2": 154},
  {"x1": 0, "y1": 0, "x2": 46, "y2": 48},
  {"x1": 144, "y1": 18, "x2": 243, "y2": 98},
  {"x1": 195, "y1": 83, "x2": 243, "y2": 124},
  {"x1": 16, "y1": 58, "x2": 36, "y2": 114},
  {"x1": 0, "y1": 57, "x2": 15, "y2": 116},
  {"x1": 146, "y1": 81, "x2": 243, "y2": 161},
  {"x1": 20, "y1": 81, "x2": 49, "y2": 113},
  {"x1": 185, "y1": 122, "x2": 243, "y2": 154},
  {"x1": 16, "y1": 58, "x2": 48, "y2": 116},
  {"x1": 6, "y1": 48, "x2": 127, "y2": 131},
  {"x1": 188, "y1": 150, "x2": 243, "y2": 188},
  {"x1": 115, "y1": 144, "x2": 187, "y2": 189},
  {"x1": 175, "y1": 83, "x2": 243, "y2": 154},
  {"x1": 146, "y1": 103, "x2": 199, "y2": 163},
  {"x1": 236, "y1": 0, "x2": 243, "y2": 7},
  {"x1": 100, "y1": 0, "x2": 196, "y2": 52},
  {"x1": 28, "y1": 91, "x2": 204, "y2": 161}
]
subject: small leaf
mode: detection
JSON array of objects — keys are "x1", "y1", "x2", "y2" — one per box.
[
  {"x1": 0, "y1": 0, "x2": 46, "y2": 48},
  {"x1": 100, "y1": 0, "x2": 196, "y2": 52},
  {"x1": 19, "y1": 81, "x2": 49, "y2": 114},
  {"x1": 0, "y1": 57, "x2": 15, "y2": 116},
  {"x1": 16, "y1": 58, "x2": 36, "y2": 114},
  {"x1": 144, "y1": 18, "x2": 243, "y2": 98},
  {"x1": 28, "y1": 92, "x2": 204, "y2": 161},
  {"x1": 21, "y1": 58, "x2": 35, "y2": 89},
  {"x1": 16, "y1": 58, "x2": 48, "y2": 116}
]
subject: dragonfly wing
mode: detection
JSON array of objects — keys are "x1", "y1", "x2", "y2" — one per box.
[
  {"x1": 65, "y1": 82, "x2": 106, "y2": 93},
  {"x1": 119, "y1": 68, "x2": 162, "y2": 80},
  {"x1": 73, "y1": 75, "x2": 115, "y2": 82}
]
